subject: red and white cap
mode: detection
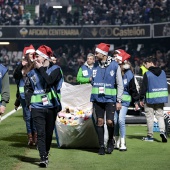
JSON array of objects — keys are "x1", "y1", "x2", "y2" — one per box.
[
  {"x1": 36, "y1": 45, "x2": 53, "y2": 60},
  {"x1": 23, "y1": 44, "x2": 35, "y2": 56},
  {"x1": 115, "y1": 49, "x2": 130, "y2": 62},
  {"x1": 95, "y1": 43, "x2": 110, "y2": 55}
]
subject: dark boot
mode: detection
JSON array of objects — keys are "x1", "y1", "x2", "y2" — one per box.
[
  {"x1": 98, "y1": 145, "x2": 105, "y2": 155},
  {"x1": 28, "y1": 134, "x2": 33, "y2": 146},
  {"x1": 106, "y1": 125, "x2": 114, "y2": 153},
  {"x1": 46, "y1": 151, "x2": 50, "y2": 164},
  {"x1": 33, "y1": 132, "x2": 37, "y2": 146},
  {"x1": 39, "y1": 155, "x2": 48, "y2": 168},
  {"x1": 107, "y1": 139, "x2": 114, "y2": 154}
]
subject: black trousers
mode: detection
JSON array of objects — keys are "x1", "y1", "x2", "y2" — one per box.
[{"x1": 31, "y1": 108, "x2": 57, "y2": 157}]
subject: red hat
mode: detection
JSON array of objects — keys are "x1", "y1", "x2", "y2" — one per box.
[
  {"x1": 23, "y1": 44, "x2": 35, "y2": 56},
  {"x1": 36, "y1": 45, "x2": 53, "y2": 60},
  {"x1": 115, "y1": 49, "x2": 130, "y2": 62},
  {"x1": 95, "y1": 43, "x2": 110, "y2": 55}
]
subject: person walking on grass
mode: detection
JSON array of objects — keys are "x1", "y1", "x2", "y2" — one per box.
[
  {"x1": 140, "y1": 56, "x2": 168, "y2": 142},
  {"x1": 0, "y1": 63, "x2": 10, "y2": 116},
  {"x1": 25, "y1": 45, "x2": 63, "y2": 168},
  {"x1": 76, "y1": 53, "x2": 95, "y2": 84},
  {"x1": 13, "y1": 45, "x2": 37, "y2": 146},
  {"x1": 113, "y1": 49, "x2": 140, "y2": 151},
  {"x1": 90, "y1": 43, "x2": 123, "y2": 155}
]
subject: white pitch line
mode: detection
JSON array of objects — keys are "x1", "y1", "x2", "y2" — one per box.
[{"x1": 0, "y1": 106, "x2": 22, "y2": 122}]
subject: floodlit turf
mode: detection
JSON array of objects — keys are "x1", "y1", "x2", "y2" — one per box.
[
  {"x1": 0, "y1": 85, "x2": 170, "y2": 170},
  {"x1": 4, "y1": 84, "x2": 17, "y2": 113},
  {"x1": 1, "y1": 112, "x2": 170, "y2": 170}
]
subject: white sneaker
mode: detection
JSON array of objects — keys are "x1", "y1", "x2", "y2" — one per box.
[
  {"x1": 119, "y1": 144, "x2": 127, "y2": 151},
  {"x1": 119, "y1": 138, "x2": 127, "y2": 151}
]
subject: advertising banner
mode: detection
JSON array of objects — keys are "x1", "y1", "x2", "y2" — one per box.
[
  {"x1": 82, "y1": 24, "x2": 151, "y2": 39},
  {"x1": 0, "y1": 26, "x2": 82, "y2": 40},
  {"x1": 153, "y1": 22, "x2": 170, "y2": 38},
  {"x1": 0, "y1": 24, "x2": 151, "y2": 40}
]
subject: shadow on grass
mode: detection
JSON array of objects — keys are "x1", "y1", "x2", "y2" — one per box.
[
  {"x1": 50, "y1": 138, "x2": 99, "y2": 152},
  {"x1": 54, "y1": 146, "x2": 99, "y2": 153},
  {"x1": 14, "y1": 114, "x2": 25, "y2": 118},
  {"x1": 78, "y1": 148, "x2": 99, "y2": 153},
  {"x1": 127, "y1": 135, "x2": 161, "y2": 142},
  {"x1": 51, "y1": 137, "x2": 99, "y2": 153},
  {"x1": 1, "y1": 132, "x2": 29, "y2": 147},
  {"x1": 11, "y1": 155, "x2": 39, "y2": 166}
]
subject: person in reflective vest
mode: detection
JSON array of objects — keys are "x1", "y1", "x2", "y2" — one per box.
[
  {"x1": 76, "y1": 53, "x2": 95, "y2": 84},
  {"x1": 13, "y1": 44, "x2": 37, "y2": 146},
  {"x1": 90, "y1": 43, "x2": 124, "y2": 155},
  {"x1": 113, "y1": 49, "x2": 139, "y2": 151},
  {"x1": 25, "y1": 45, "x2": 63, "y2": 168},
  {"x1": 140, "y1": 56, "x2": 168, "y2": 142},
  {"x1": 0, "y1": 64, "x2": 10, "y2": 115},
  {"x1": 139, "y1": 60, "x2": 148, "y2": 76}
]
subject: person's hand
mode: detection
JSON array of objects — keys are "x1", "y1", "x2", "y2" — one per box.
[
  {"x1": 0, "y1": 105, "x2": 6, "y2": 115},
  {"x1": 116, "y1": 102, "x2": 122, "y2": 110},
  {"x1": 35, "y1": 60, "x2": 43, "y2": 69},
  {"x1": 29, "y1": 105, "x2": 31, "y2": 111},
  {"x1": 140, "y1": 101, "x2": 145, "y2": 107},
  {"x1": 15, "y1": 106, "x2": 18, "y2": 110},
  {"x1": 22, "y1": 60, "x2": 28, "y2": 66},
  {"x1": 134, "y1": 103, "x2": 139, "y2": 111}
]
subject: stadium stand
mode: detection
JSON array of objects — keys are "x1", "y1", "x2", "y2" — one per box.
[
  {"x1": 0, "y1": 0, "x2": 170, "y2": 26},
  {"x1": 0, "y1": 2, "x2": 170, "y2": 94},
  {"x1": 0, "y1": 1, "x2": 170, "y2": 123}
]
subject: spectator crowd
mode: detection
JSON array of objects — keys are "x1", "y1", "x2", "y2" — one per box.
[
  {"x1": 0, "y1": 0, "x2": 170, "y2": 26},
  {"x1": 0, "y1": 0, "x2": 33, "y2": 25},
  {"x1": 0, "y1": 40, "x2": 170, "y2": 84},
  {"x1": 71, "y1": 0, "x2": 170, "y2": 25},
  {"x1": 0, "y1": 2, "x2": 170, "y2": 84}
]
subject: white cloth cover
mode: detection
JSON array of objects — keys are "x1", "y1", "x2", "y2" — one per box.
[{"x1": 55, "y1": 83, "x2": 99, "y2": 148}]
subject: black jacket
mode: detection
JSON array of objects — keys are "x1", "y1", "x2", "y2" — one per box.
[
  {"x1": 13, "y1": 62, "x2": 23, "y2": 81},
  {"x1": 13, "y1": 62, "x2": 23, "y2": 107}
]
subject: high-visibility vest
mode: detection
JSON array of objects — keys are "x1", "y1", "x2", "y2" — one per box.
[
  {"x1": 140, "y1": 65, "x2": 148, "y2": 75},
  {"x1": 27, "y1": 65, "x2": 63, "y2": 109},
  {"x1": 145, "y1": 70, "x2": 168, "y2": 104},
  {"x1": 90, "y1": 61, "x2": 118, "y2": 103}
]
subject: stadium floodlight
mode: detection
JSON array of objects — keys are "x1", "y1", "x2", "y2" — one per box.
[
  {"x1": 53, "y1": 6, "x2": 62, "y2": 8},
  {"x1": 0, "y1": 42, "x2": 10, "y2": 45}
]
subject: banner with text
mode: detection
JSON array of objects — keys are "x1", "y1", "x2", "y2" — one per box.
[{"x1": 0, "y1": 24, "x2": 152, "y2": 40}]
